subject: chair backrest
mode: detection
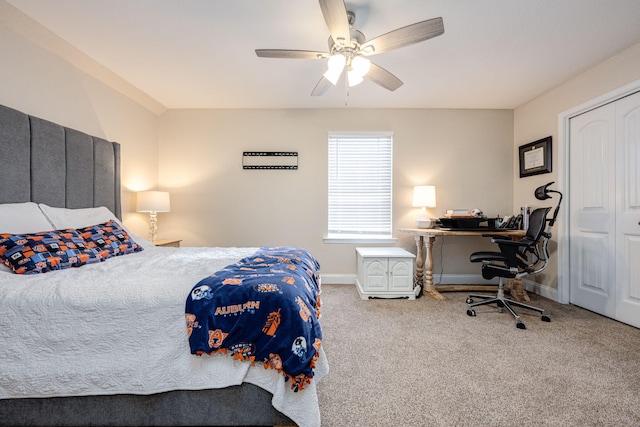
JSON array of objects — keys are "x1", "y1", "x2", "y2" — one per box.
[{"x1": 525, "y1": 207, "x2": 552, "y2": 241}]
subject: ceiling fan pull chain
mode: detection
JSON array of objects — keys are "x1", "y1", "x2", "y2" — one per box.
[{"x1": 344, "y1": 74, "x2": 349, "y2": 106}]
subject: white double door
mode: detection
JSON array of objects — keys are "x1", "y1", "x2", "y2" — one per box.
[{"x1": 569, "y1": 90, "x2": 640, "y2": 328}]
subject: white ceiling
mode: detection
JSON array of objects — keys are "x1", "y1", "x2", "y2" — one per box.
[{"x1": 7, "y1": 0, "x2": 640, "y2": 110}]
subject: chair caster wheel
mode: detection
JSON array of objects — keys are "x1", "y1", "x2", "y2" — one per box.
[
  {"x1": 496, "y1": 300, "x2": 505, "y2": 308},
  {"x1": 541, "y1": 315, "x2": 551, "y2": 322},
  {"x1": 467, "y1": 309, "x2": 476, "y2": 317},
  {"x1": 516, "y1": 322, "x2": 526, "y2": 329},
  {"x1": 466, "y1": 297, "x2": 473, "y2": 304}
]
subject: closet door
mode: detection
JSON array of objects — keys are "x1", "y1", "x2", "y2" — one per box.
[
  {"x1": 615, "y1": 91, "x2": 640, "y2": 328},
  {"x1": 569, "y1": 103, "x2": 616, "y2": 317}
]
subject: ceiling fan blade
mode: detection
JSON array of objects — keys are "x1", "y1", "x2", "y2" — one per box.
[
  {"x1": 311, "y1": 76, "x2": 332, "y2": 96},
  {"x1": 255, "y1": 49, "x2": 329, "y2": 59},
  {"x1": 360, "y1": 17, "x2": 444, "y2": 55},
  {"x1": 366, "y1": 63, "x2": 403, "y2": 91},
  {"x1": 319, "y1": 0, "x2": 351, "y2": 46}
]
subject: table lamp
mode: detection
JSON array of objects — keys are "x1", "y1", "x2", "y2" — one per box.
[
  {"x1": 412, "y1": 185, "x2": 436, "y2": 228},
  {"x1": 136, "y1": 191, "x2": 170, "y2": 242}
]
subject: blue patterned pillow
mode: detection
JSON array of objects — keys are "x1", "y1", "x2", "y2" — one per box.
[
  {"x1": 75, "y1": 220, "x2": 144, "y2": 258},
  {"x1": 0, "y1": 230, "x2": 97, "y2": 275}
]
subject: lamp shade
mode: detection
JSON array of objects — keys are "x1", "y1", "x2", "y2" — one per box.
[
  {"x1": 412, "y1": 186, "x2": 436, "y2": 208},
  {"x1": 324, "y1": 53, "x2": 346, "y2": 85},
  {"x1": 351, "y1": 55, "x2": 371, "y2": 76},
  {"x1": 347, "y1": 69, "x2": 364, "y2": 87},
  {"x1": 136, "y1": 191, "x2": 170, "y2": 212}
]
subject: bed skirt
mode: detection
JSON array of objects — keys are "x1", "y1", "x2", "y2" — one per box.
[{"x1": 0, "y1": 385, "x2": 294, "y2": 426}]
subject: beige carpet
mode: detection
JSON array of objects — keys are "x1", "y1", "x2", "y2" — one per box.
[{"x1": 315, "y1": 284, "x2": 640, "y2": 426}]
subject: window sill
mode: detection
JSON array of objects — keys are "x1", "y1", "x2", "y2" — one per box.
[{"x1": 323, "y1": 235, "x2": 398, "y2": 244}]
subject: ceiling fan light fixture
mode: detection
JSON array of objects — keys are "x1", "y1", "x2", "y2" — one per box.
[
  {"x1": 324, "y1": 53, "x2": 346, "y2": 85},
  {"x1": 351, "y1": 55, "x2": 371, "y2": 76},
  {"x1": 324, "y1": 68, "x2": 343, "y2": 85},
  {"x1": 361, "y1": 45, "x2": 375, "y2": 55},
  {"x1": 347, "y1": 69, "x2": 364, "y2": 87},
  {"x1": 327, "y1": 53, "x2": 346, "y2": 71}
]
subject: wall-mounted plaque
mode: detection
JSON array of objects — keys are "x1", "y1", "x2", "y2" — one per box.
[{"x1": 519, "y1": 137, "x2": 552, "y2": 178}]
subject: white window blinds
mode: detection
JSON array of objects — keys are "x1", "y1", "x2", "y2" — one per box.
[{"x1": 328, "y1": 133, "x2": 393, "y2": 237}]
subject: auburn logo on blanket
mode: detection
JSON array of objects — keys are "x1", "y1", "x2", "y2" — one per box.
[
  {"x1": 295, "y1": 296, "x2": 312, "y2": 322},
  {"x1": 262, "y1": 308, "x2": 281, "y2": 336},
  {"x1": 208, "y1": 329, "x2": 228, "y2": 348},
  {"x1": 254, "y1": 283, "x2": 281, "y2": 293},
  {"x1": 185, "y1": 313, "x2": 199, "y2": 337},
  {"x1": 214, "y1": 300, "x2": 260, "y2": 316},
  {"x1": 230, "y1": 342, "x2": 255, "y2": 361}
]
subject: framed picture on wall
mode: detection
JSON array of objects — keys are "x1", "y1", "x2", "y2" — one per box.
[{"x1": 519, "y1": 136, "x2": 552, "y2": 178}]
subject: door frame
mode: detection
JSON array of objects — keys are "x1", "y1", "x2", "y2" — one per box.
[{"x1": 557, "y1": 78, "x2": 640, "y2": 304}]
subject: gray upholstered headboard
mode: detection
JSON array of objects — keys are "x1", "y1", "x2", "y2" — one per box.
[{"x1": 0, "y1": 104, "x2": 121, "y2": 219}]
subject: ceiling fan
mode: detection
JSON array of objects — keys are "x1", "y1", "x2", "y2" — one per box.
[{"x1": 255, "y1": 0, "x2": 444, "y2": 96}]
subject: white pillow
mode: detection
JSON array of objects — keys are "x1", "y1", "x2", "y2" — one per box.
[
  {"x1": 0, "y1": 202, "x2": 55, "y2": 234},
  {"x1": 38, "y1": 204, "x2": 119, "y2": 230}
]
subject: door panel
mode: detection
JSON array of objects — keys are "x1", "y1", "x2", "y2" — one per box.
[
  {"x1": 569, "y1": 103, "x2": 616, "y2": 317},
  {"x1": 388, "y1": 258, "x2": 412, "y2": 291},
  {"x1": 580, "y1": 232, "x2": 611, "y2": 296},
  {"x1": 615, "y1": 91, "x2": 640, "y2": 328},
  {"x1": 365, "y1": 259, "x2": 387, "y2": 291}
]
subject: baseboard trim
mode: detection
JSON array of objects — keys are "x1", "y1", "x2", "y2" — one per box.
[
  {"x1": 321, "y1": 274, "x2": 356, "y2": 285},
  {"x1": 522, "y1": 278, "x2": 559, "y2": 302},
  {"x1": 321, "y1": 273, "x2": 560, "y2": 302},
  {"x1": 323, "y1": 273, "x2": 496, "y2": 286},
  {"x1": 433, "y1": 274, "x2": 499, "y2": 285}
]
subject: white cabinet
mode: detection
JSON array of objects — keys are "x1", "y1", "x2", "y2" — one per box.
[{"x1": 355, "y1": 247, "x2": 416, "y2": 300}]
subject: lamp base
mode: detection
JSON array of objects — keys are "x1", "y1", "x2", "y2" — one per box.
[
  {"x1": 148, "y1": 211, "x2": 158, "y2": 242},
  {"x1": 416, "y1": 218, "x2": 435, "y2": 229}
]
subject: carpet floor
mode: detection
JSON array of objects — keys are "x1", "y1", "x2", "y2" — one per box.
[{"x1": 315, "y1": 284, "x2": 640, "y2": 426}]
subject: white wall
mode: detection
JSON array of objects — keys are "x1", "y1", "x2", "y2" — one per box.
[
  {"x1": 158, "y1": 108, "x2": 514, "y2": 277},
  {"x1": 0, "y1": 21, "x2": 161, "y2": 238},
  {"x1": 513, "y1": 41, "x2": 640, "y2": 294}
]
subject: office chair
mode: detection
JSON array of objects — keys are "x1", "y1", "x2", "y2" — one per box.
[{"x1": 466, "y1": 182, "x2": 563, "y2": 329}]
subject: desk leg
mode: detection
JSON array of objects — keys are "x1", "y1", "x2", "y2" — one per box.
[
  {"x1": 413, "y1": 236, "x2": 425, "y2": 290},
  {"x1": 422, "y1": 235, "x2": 445, "y2": 301}
]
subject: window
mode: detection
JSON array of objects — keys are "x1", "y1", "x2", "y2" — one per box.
[{"x1": 326, "y1": 132, "x2": 394, "y2": 243}]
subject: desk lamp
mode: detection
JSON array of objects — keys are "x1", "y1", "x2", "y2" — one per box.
[
  {"x1": 412, "y1": 185, "x2": 436, "y2": 228},
  {"x1": 136, "y1": 191, "x2": 170, "y2": 242}
]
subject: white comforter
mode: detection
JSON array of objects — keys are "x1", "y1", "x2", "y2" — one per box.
[{"x1": 0, "y1": 246, "x2": 328, "y2": 427}]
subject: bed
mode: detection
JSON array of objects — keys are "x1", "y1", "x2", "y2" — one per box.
[{"x1": 0, "y1": 104, "x2": 328, "y2": 426}]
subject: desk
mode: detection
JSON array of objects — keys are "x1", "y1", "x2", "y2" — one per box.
[{"x1": 397, "y1": 228, "x2": 526, "y2": 300}]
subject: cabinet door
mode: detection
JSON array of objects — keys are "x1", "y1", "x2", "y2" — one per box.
[
  {"x1": 364, "y1": 258, "x2": 387, "y2": 291},
  {"x1": 388, "y1": 258, "x2": 413, "y2": 292}
]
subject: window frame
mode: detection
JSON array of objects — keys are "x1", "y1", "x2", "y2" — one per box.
[{"x1": 324, "y1": 131, "x2": 397, "y2": 244}]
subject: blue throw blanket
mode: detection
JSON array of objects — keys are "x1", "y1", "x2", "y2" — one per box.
[{"x1": 185, "y1": 246, "x2": 322, "y2": 391}]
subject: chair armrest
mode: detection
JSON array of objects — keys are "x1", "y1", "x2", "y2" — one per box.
[
  {"x1": 495, "y1": 237, "x2": 535, "y2": 268},
  {"x1": 482, "y1": 234, "x2": 513, "y2": 241},
  {"x1": 496, "y1": 237, "x2": 535, "y2": 250},
  {"x1": 495, "y1": 239, "x2": 530, "y2": 248}
]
